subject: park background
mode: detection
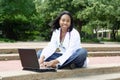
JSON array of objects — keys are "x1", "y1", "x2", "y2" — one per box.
[{"x1": 0, "y1": 0, "x2": 120, "y2": 43}]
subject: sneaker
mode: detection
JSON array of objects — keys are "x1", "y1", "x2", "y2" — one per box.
[
  {"x1": 83, "y1": 58, "x2": 89, "y2": 68},
  {"x1": 62, "y1": 63, "x2": 76, "y2": 69},
  {"x1": 69, "y1": 63, "x2": 76, "y2": 69}
]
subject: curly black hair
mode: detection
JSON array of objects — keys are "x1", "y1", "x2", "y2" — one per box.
[{"x1": 50, "y1": 11, "x2": 74, "y2": 32}]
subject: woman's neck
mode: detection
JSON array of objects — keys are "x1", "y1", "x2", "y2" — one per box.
[
  {"x1": 61, "y1": 28, "x2": 68, "y2": 33},
  {"x1": 60, "y1": 29, "x2": 67, "y2": 42}
]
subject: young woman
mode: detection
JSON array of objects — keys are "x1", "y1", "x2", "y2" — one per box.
[{"x1": 37, "y1": 11, "x2": 88, "y2": 69}]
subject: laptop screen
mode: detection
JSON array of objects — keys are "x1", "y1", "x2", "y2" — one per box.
[{"x1": 18, "y1": 49, "x2": 40, "y2": 69}]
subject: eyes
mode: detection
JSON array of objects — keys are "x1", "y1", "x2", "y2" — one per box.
[
  {"x1": 61, "y1": 19, "x2": 70, "y2": 23},
  {"x1": 60, "y1": 14, "x2": 71, "y2": 24}
]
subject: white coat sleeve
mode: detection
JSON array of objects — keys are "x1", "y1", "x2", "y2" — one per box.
[{"x1": 40, "y1": 31, "x2": 57, "y2": 60}]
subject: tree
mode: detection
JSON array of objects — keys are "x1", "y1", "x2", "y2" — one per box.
[
  {"x1": 0, "y1": 0, "x2": 37, "y2": 41},
  {"x1": 34, "y1": 0, "x2": 78, "y2": 40},
  {"x1": 34, "y1": 0, "x2": 90, "y2": 40},
  {"x1": 72, "y1": 0, "x2": 120, "y2": 40}
]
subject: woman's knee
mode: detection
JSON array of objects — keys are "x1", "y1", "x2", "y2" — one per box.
[
  {"x1": 82, "y1": 48, "x2": 88, "y2": 56},
  {"x1": 74, "y1": 48, "x2": 88, "y2": 67},
  {"x1": 77, "y1": 48, "x2": 88, "y2": 56}
]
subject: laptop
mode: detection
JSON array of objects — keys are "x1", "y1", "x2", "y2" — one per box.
[{"x1": 18, "y1": 49, "x2": 56, "y2": 72}]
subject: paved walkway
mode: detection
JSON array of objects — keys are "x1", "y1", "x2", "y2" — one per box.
[{"x1": 0, "y1": 56, "x2": 120, "y2": 72}]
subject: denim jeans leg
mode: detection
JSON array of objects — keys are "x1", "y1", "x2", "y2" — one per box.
[
  {"x1": 59, "y1": 48, "x2": 88, "y2": 69},
  {"x1": 36, "y1": 50, "x2": 42, "y2": 59},
  {"x1": 73, "y1": 48, "x2": 88, "y2": 67},
  {"x1": 45, "y1": 53, "x2": 62, "y2": 61},
  {"x1": 37, "y1": 50, "x2": 62, "y2": 61}
]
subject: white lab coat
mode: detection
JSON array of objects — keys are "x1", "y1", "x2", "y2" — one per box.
[{"x1": 40, "y1": 28, "x2": 82, "y2": 65}]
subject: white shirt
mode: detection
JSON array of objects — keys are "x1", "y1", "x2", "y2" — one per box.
[{"x1": 40, "y1": 28, "x2": 82, "y2": 65}]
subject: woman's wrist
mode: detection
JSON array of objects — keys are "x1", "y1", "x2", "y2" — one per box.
[
  {"x1": 51, "y1": 60, "x2": 60, "y2": 68},
  {"x1": 52, "y1": 60, "x2": 59, "y2": 64},
  {"x1": 39, "y1": 55, "x2": 45, "y2": 64}
]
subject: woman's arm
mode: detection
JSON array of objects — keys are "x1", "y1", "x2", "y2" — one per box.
[{"x1": 40, "y1": 31, "x2": 58, "y2": 61}]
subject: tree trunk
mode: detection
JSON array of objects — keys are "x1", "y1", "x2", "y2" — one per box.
[{"x1": 111, "y1": 29, "x2": 116, "y2": 40}]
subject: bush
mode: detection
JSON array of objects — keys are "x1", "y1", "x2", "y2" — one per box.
[
  {"x1": 81, "y1": 38, "x2": 100, "y2": 43},
  {"x1": 1, "y1": 15, "x2": 39, "y2": 41},
  {"x1": 0, "y1": 37, "x2": 15, "y2": 42}
]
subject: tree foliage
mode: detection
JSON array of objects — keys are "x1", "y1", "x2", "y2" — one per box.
[
  {"x1": 72, "y1": 0, "x2": 120, "y2": 40},
  {"x1": 0, "y1": 0, "x2": 120, "y2": 41},
  {"x1": 0, "y1": 0, "x2": 37, "y2": 41},
  {"x1": 34, "y1": 0, "x2": 77, "y2": 40}
]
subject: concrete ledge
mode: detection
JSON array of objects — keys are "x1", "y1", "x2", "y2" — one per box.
[
  {"x1": 89, "y1": 51, "x2": 120, "y2": 57},
  {"x1": 0, "y1": 49, "x2": 18, "y2": 54},
  {"x1": 56, "y1": 72, "x2": 120, "y2": 80},
  {"x1": 0, "y1": 54, "x2": 19, "y2": 61},
  {"x1": 0, "y1": 48, "x2": 41, "y2": 54},
  {"x1": 0, "y1": 51, "x2": 120, "y2": 61},
  {"x1": 0, "y1": 47, "x2": 120, "y2": 53},
  {"x1": 86, "y1": 47, "x2": 120, "y2": 52},
  {"x1": 0, "y1": 64, "x2": 120, "y2": 80}
]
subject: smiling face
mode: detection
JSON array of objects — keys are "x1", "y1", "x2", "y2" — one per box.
[{"x1": 59, "y1": 14, "x2": 71, "y2": 32}]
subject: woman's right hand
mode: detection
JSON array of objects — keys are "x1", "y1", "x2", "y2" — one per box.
[{"x1": 39, "y1": 55, "x2": 45, "y2": 67}]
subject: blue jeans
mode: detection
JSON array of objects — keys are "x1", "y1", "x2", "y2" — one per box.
[{"x1": 37, "y1": 48, "x2": 87, "y2": 69}]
